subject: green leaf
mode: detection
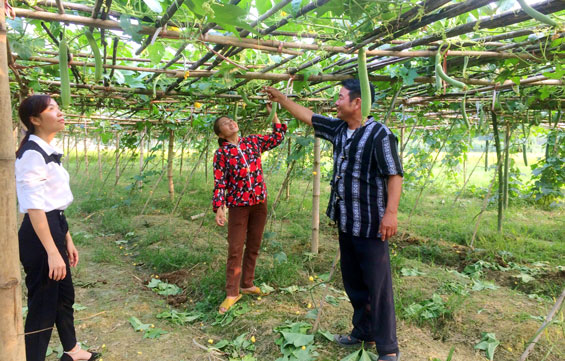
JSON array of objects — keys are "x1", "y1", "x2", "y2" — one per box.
[
  {"x1": 146, "y1": 42, "x2": 166, "y2": 64},
  {"x1": 143, "y1": 0, "x2": 163, "y2": 13},
  {"x1": 256, "y1": 0, "x2": 272, "y2": 15},
  {"x1": 72, "y1": 303, "x2": 87, "y2": 311},
  {"x1": 317, "y1": 329, "x2": 334, "y2": 341},
  {"x1": 143, "y1": 327, "x2": 168, "y2": 339},
  {"x1": 280, "y1": 331, "x2": 314, "y2": 347},
  {"x1": 120, "y1": 15, "x2": 144, "y2": 43}
]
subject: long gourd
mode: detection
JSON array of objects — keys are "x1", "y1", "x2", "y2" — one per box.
[
  {"x1": 239, "y1": 90, "x2": 257, "y2": 107},
  {"x1": 266, "y1": 102, "x2": 277, "y2": 122},
  {"x1": 357, "y1": 47, "x2": 372, "y2": 122},
  {"x1": 59, "y1": 39, "x2": 71, "y2": 109},
  {"x1": 516, "y1": 0, "x2": 558, "y2": 27},
  {"x1": 85, "y1": 29, "x2": 103, "y2": 82},
  {"x1": 435, "y1": 52, "x2": 466, "y2": 89},
  {"x1": 461, "y1": 94, "x2": 470, "y2": 128}
]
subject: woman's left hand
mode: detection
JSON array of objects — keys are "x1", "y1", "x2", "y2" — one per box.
[{"x1": 66, "y1": 234, "x2": 79, "y2": 267}]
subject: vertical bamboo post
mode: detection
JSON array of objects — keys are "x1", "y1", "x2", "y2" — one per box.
[
  {"x1": 204, "y1": 138, "x2": 209, "y2": 183},
  {"x1": 73, "y1": 134, "x2": 79, "y2": 172},
  {"x1": 503, "y1": 120, "x2": 511, "y2": 210},
  {"x1": 167, "y1": 129, "x2": 175, "y2": 201},
  {"x1": 0, "y1": 1, "x2": 26, "y2": 357},
  {"x1": 65, "y1": 132, "x2": 70, "y2": 168},
  {"x1": 311, "y1": 137, "x2": 321, "y2": 254},
  {"x1": 138, "y1": 127, "x2": 145, "y2": 188},
  {"x1": 484, "y1": 140, "x2": 489, "y2": 171},
  {"x1": 285, "y1": 138, "x2": 291, "y2": 200},
  {"x1": 83, "y1": 122, "x2": 89, "y2": 177},
  {"x1": 491, "y1": 111, "x2": 503, "y2": 232},
  {"x1": 115, "y1": 131, "x2": 120, "y2": 184},
  {"x1": 97, "y1": 134, "x2": 102, "y2": 181}
]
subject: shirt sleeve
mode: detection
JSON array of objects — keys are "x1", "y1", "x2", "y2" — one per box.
[
  {"x1": 374, "y1": 126, "x2": 404, "y2": 177},
  {"x1": 256, "y1": 123, "x2": 287, "y2": 153},
  {"x1": 312, "y1": 114, "x2": 343, "y2": 144},
  {"x1": 212, "y1": 148, "x2": 228, "y2": 212},
  {"x1": 15, "y1": 151, "x2": 48, "y2": 212}
]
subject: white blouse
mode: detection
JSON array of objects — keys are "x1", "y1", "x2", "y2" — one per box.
[{"x1": 15, "y1": 135, "x2": 73, "y2": 213}]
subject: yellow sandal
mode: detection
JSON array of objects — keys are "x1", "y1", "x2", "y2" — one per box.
[
  {"x1": 241, "y1": 286, "x2": 263, "y2": 296},
  {"x1": 218, "y1": 294, "x2": 242, "y2": 314}
]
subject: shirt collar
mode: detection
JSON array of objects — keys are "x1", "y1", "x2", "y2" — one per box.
[{"x1": 29, "y1": 134, "x2": 62, "y2": 155}]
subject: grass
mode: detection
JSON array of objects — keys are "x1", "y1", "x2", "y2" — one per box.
[{"x1": 48, "y1": 140, "x2": 564, "y2": 361}]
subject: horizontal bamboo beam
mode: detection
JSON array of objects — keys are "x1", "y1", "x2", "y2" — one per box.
[{"x1": 14, "y1": 8, "x2": 559, "y2": 60}]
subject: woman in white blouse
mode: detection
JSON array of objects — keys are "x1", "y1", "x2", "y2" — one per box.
[{"x1": 15, "y1": 95, "x2": 99, "y2": 361}]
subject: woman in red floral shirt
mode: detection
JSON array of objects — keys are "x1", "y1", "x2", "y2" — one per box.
[{"x1": 212, "y1": 104, "x2": 287, "y2": 314}]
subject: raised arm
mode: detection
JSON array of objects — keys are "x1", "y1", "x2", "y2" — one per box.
[{"x1": 263, "y1": 86, "x2": 314, "y2": 126}]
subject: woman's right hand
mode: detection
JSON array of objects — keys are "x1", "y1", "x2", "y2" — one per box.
[
  {"x1": 47, "y1": 251, "x2": 67, "y2": 281},
  {"x1": 216, "y1": 206, "x2": 226, "y2": 226}
]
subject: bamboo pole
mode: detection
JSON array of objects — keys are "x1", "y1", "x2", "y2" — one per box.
[
  {"x1": 97, "y1": 134, "x2": 102, "y2": 181},
  {"x1": 114, "y1": 131, "x2": 120, "y2": 184},
  {"x1": 138, "y1": 126, "x2": 145, "y2": 188},
  {"x1": 83, "y1": 121, "x2": 89, "y2": 177},
  {"x1": 519, "y1": 288, "x2": 565, "y2": 361},
  {"x1": 0, "y1": 0, "x2": 26, "y2": 357},
  {"x1": 311, "y1": 137, "x2": 321, "y2": 254},
  {"x1": 491, "y1": 111, "x2": 503, "y2": 232},
  {"x1": 14, "y1": 8, "x2": 565, "y2": 60},
  {"x1": 167, "y1": 129, "x2": 175, "y2": 202},
  {"x1": 503, "y1": 120, "x2": 511, "y2": 210}
]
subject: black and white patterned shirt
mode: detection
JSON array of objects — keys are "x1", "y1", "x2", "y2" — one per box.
[{"x1": 312, "y1": 114, "x2": 403, "y2": 239}]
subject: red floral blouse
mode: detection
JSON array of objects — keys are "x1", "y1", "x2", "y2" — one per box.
[{"x1": 212, "y1": 123, "x2": 287, "y2": 212}]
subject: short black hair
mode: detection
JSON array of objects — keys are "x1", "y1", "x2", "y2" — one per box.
[{"x1": 340, "y1": 79, "x2": 375, "y2": 103}]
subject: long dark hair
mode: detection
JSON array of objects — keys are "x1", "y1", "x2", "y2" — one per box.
[
  {"x1": 213, "y1": 115, "x2": 228, "y2": 146},
  {"x1": 16, "y1": 95, "x2": 52, "y2": 155}
]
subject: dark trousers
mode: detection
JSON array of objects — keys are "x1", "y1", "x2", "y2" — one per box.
[
  {"x1": 225, "y1": 202, "x2": 268, "y2": 296},
  {"x1": 19, "y1": 210, "x2": 77, "y2": 361},
  {"x1": 339, "y1": 231, "x2": 398, "y2": 355}
]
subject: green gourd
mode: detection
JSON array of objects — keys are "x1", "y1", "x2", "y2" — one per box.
[
  {"x1": 435, "y1": 52, "x2": 467, "y2": 89},
  {"x1": 516, "y1": 0, "x2": 558, "y2": 27},
  {"x1": 85, "y1": 29, "x2": 103, "y2": 82},
  {"x1": 59, "y1": 39, "x2": 71, "y2": 109},
  {"x1": 266, "y1": 102, "x2": 278, "y2": 122},
  {"x1": 357, "y1": 47, "x2": 372, "y2": 122}
]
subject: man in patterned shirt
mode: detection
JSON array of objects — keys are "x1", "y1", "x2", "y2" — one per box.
[{"x1": 265, "y1": 80, "x2": 403, "y2": 361}]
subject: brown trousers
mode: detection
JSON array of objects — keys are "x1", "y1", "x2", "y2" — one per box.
[{"x1": 225, "y1": 201, "x2": 268, "y2": 296}]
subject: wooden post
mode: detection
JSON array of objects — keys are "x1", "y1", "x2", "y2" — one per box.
[
  {"x1": 83, "y1": 123, "x2": 89, "y2": 177},
  {"x1": 138, "y1": 127, "x2": 145, "y2": 188},
  {"x1": 167, "y1": 129, "x2": 175, "y2": 201},
  {"x1": 503, "y1": 120, "x2": 510, "y2": 209},
  {"x1": 115, "y1": 131, "x2": 120, "y2": 184},
  {"x1": 491, "y1": 111, "x2": 503, "y2": 232},
  {"x1": 311, "y1": 137, "x2": 321, "y2": 254},
  {"x1": 97, "y1": 134, "x2": 102, "y2": 181},
  {"x1": 285, "y1": 138, "x2": 291, "y2": 200},
  {"x1": 0, "y1": 0, "x2": 26, "y2": 357},
  {"x1": 74, "y1": 134, "x2": 79, "y2": 172}
]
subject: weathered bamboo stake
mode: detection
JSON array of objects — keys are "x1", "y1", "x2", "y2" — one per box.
[
  {"x1": 204, "y1": 140, "x2": 209, "y2": 184},
  {"x1": 408, "y1": 124, "x2": 454, "y2": 220},
  {"x1": 285, "y1": 138, "x2": 291, "y2": 200},
  {"x1": 83, "y1": 122, "x2": 89, "y2": 178},
  {"x1": 114, "y1": 131, "x2": 120, "y2": 185},
  {"x1": 167, "y1": 129, "x2": 175, "y2": 202},
  {"x1": 97, "y1": 134, "x2": 102, "y2": 181},
  {"x1": 140, "y1": 167, "x2": 166, "y2": 215},
  {"x1": 74, "y1": 134, "x2": 79, "y2": 173},
  {"x1": 469, "y1": 158, "x2": 504, "y2": 248},
  {"x1": 311, "y1": 248, "x2": 341, "y2": 334},
  {"x1": 518, "y1": 288, "x2": 565, "y2": 361},
  {"x1": 270, "y1": 149, "x2": 301, "y2": 217},
  {"x1": 452, "y1": 151, "x2": 485, "y2": 205},
  {"x1": 65, "y1": 131, "x2": 70, "y2": 168},
  {"x1": 171, "y1": 142, "x2": 208, "y2": 215},
  {"x1": 138, "y1": 127, "x2": 145, "y2": 188},
  {"x1": 311, "y1": 137, "x2": 321, "y2": 254},
  {"x1": 491, "y1": 111, "x2": 503, "y2": 232},
  {"x1": 484, "y1": 140, "x2": 489, "y2": 171},
  {"x1": 503, "y1": 120, "x2": 511, "y2": 210},
  {"x1": 0, "y1": 0, "x2": 26, "y2": 356}
]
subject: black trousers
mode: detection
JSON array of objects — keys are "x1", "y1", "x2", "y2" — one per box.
[
  {"x1": 19, "y1": 210, "x2": 77, "y2": 361},
  {"x1": 339, "y1": 231, "x2": 398, "y2": 355}
]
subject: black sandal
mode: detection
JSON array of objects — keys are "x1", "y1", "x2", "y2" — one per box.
[
  {"x1": 60, "y1": 351, "x2": 101, "y2": 361},
  {"x1": 334, "y1": 334, "x2": 375, "y2": 347},
  {"x1": 378, "y1": 351, "x2": 401, "y2": 361}
]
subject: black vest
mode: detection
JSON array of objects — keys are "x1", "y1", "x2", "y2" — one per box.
[{"x1": 16, "y1": 140, "x2": 62, "y2": 165}]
